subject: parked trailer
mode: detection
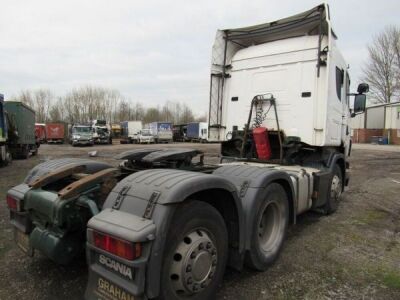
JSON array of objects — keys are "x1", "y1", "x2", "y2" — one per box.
[
  {"x1": 120, "y1": 121, "x2": 142, "y2": 144},
  {"x1": 6, "y1": 4, "x2": 370, "y2": 300},
  {"x1": 149, "y1": 122, "x2": 173, "y2": 143},
  {"x1": 0, "y1": 94, "x2": 12, "y2": 166},
  {"x1": 187, "y1": 122, "x2": 208, "y2": 142},
  {"x1": 35, "y1": 123, "x2": 46, "y2": 143},
  {"x1": 111, "y1": 124, "x2": 122, "y2": 138},
  {"x1": 173, "y1": 124, "x2": 187, "y2": 142},
  {"x1": 46, "y1": 123, "x2": 66, "y2": 144},
  {"x1": 4, "y1": 101, "x2": 37, "y2": 159}
]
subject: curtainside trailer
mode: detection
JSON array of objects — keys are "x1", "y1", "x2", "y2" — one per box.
[
  {"x1": 4, "y1": 101, "x2": 37, "y2": 159},
  {"x1": 6, "y1": 4, "x2": 369, "y2": 300},
  {"x1": 0, "y1": 94, "x2": 12, "y2": 165}
]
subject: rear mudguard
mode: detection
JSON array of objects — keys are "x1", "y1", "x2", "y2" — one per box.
[
  {"x1": 101, "y1": 168, "x2": 245, "y2": 299},
  {"x1": 213, "y1": 164, "x2": 296, "y2": 249},
  {"x1": 99, "y1": 166, "x2": 295, "y2": 298}
]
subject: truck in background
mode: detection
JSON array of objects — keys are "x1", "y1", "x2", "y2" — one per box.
[
  {"x1": 111, "y1": 124, "x2": 122, "y2": 138},
  {"x1": 70, "y1": 124, "x2": 94, "y2": 146},
  {"x1": 46, "y1": 123, "x2": 67, "y2": 144},
  {"x1": 4, "y1": 101, "x2": 37, "y2": 159},
  {"x1": 149, "y1": 121, "x2": 173, "y2": 143},
  {"x1": 5, "y1": 4, "x2": 370, "y2": 300},
  {"x1": 91, "y1": 120, "x2": 112, "y2": 144},
  {"x1": 137, "y1": 129, "x2": 155, "y2": 144},
  {"x1": 120, "y1": 121, "x2": 142, "y2": 144},
  {"x1": 35, "y1": 123, "x2": 46, "y2": 143},
  {"x1": 187, "y1": 122, "x2": 208, "y2": 142},
  {"x1": 173, "y1": 124, "x2": 187, "y2": 142},
  {"x1": 0, "y1": 94, "x2": 12, "y2": 166}
]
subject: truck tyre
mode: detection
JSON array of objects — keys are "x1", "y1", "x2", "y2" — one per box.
[
  {"x1": 21, "y1": 145, "x2": 29, "y2": 159},
  {"x1": 245, "y1": 183, "x2": 289, "y2": 271},
  {"x1": 32, "y1": 146, "x2": 38, "y2": 156},
  {"x1": 323, "y1": 164, "x2": 343, "y2": 215},
  {"x1": 159, "y1": 201, "x2": 228, "y2": 300}
]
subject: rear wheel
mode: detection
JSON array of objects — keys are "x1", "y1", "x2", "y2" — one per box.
[
  {"x1": 159, "y1": 201, "x2": 228, "y2": 300},
  {"x1": 21, "y1": 145, "x2": 29, "y2": 159},
  {"x1": 245, "y1": 183, "x2": 289, "y2": 271}
]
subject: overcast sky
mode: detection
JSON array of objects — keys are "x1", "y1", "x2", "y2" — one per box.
[{"x1": 1, "y1": 0, "x2": 399, "y2": 115}]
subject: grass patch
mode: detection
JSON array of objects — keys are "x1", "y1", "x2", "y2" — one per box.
[
  {"x1": 383, "y1": 272, "x2": 400, "y2": 289},
  {"x1": 356, "y1": 209, "x2": 387, "y2": 225}
]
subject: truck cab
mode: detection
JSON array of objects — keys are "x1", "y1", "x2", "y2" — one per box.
[
  {"x1": 138, "y1": 129, "x2": 155, "y2": 144},
  {"x1": 91, "y1": 120, "x2": 112, "y2": 144},
  {"x1": 71, "y1": 125, "x2": 94, "y2": 146}
]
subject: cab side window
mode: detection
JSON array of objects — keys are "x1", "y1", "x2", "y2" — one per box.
[
  {"x1": 336, "y1": 67, "x2": 344, "y2": 101},
  {"x1": 345, "y1": 71, "x2": 351, "y2": 106}
]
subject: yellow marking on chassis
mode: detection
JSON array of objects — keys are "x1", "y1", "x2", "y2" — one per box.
[
  {"x1": 14, "y1": 229, "x2": 30, "y2": 254},
  {"x1": 96, "y1": 277, "x2": 135, "y2": 300}
]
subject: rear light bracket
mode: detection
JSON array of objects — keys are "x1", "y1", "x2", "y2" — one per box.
[{"x1": 87, "y1": 208, "x2": 156, "y2": 245}]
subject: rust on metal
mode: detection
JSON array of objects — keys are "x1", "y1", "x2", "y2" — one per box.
[
  {"x1": 58, "y1": 168, "x2": 119, "y2": 199},
  {"x1": 29, "y1": 165, "x2": 87, "y2": 189}
]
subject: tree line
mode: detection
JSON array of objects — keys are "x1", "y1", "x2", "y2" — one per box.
[
  {"x1": 363, "y1": 25, "x2": 400, "y2": 104},
  {"x1": 9, "y1": 86, "x2": 206, "y2": 125}
]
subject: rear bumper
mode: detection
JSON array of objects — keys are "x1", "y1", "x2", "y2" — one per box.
[
  {"x1": 94, "y1": 138, "x2": 109, "y2": 144},
  {"x1": 73, "y1": 140, "x2": 93, "y2": 145}
]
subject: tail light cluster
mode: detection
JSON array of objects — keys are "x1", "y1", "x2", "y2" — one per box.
[
  {"x1": 92, "y1": 230, "x2": 142, "y2": 261},
  {"x1": 6, "y1": 194, "x2": 22, "y2": 212}
]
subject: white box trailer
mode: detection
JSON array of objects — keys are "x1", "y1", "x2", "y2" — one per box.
[
  {"x1": 186, "y1": 122, "x2": 208, "y2": 142},
  {"x1": 120, "y1": 121, "x2": 142, "y2": 144},
  {"x1": 149, "y1": 122, "x2": 173, "y2": 143}
]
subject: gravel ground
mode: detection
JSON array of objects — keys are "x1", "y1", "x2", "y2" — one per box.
[{"x1": 0, "y1": 142, "x2": 399, "y2": 300}]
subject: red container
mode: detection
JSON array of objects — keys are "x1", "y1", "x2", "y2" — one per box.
[
  {"x1": 45, "y1": 123, "x2": 65, "y2": 142},
  {"x1": 253, "y1": 127, "x2": 272, "y2": 160},
  {"x1": 35, "y1": 124, "x2": 46, "y2": 142}
]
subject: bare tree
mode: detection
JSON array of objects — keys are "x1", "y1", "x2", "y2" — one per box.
[
  {"x1": 363, "y1": 26, "x2": 400, "y2": 103},
  {"x1": 48, "y1": 97, "x2": 64, "y2": 122},
  {"x1": 33, "y1": 89, "x2": 52, "y2": 123},
  {"x1": 10, "y1": 89, "x2": 53, "y2": 122}
]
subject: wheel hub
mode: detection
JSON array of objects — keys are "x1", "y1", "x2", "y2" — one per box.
[
  {"x1": 169, "y1": 229, "x2": 217, "y2": 295},
  {"x1": 331, "y1": 175, "x2": 342, "y2": 201},
  {"x1": 258, "y1": 201, "x2": 281, "y2": 252}
]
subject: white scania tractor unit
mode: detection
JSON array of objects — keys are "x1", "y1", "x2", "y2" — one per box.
[{"x1": 6, "y1": 4, "x2": 368, "y2": 300}]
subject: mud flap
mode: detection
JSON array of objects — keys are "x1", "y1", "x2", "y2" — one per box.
[
  {"x1": 85, "y1": 209, "x2": 156, "y2": 300},
  {"x1": 312, "y1": 171, "x2": 331, "y2": 208}
]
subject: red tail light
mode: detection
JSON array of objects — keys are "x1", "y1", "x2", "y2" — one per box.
[
  {"x1": 6, "y1": 195, "x2": 18, "y2": 211},
  {"x1": 92, "y1": 230, "x2": 141, "y2": 260}
]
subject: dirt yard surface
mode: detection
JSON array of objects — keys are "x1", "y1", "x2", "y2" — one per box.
[{"x1": 0, "y1": 142, "x2": 399, "y2": 300}]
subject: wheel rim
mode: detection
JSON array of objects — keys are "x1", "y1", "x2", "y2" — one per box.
[
  {"x1": 330, "y1": 174, "x2": 342, "y2": 204},
  {"x1": 169, "y1": 229, "x2": 218, "y2": 296},
  {"x1": 258, "y1": 201, "x2": 282, "y2": 252}
]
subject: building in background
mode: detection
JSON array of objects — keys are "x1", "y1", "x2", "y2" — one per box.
[{"x1": 351, "y1": 102, "x2": 400, "y2": 144}]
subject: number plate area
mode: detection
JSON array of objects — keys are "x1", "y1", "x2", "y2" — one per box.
[{"x1": 93, "y1": 275, "x2": 135, "y2": 300}]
